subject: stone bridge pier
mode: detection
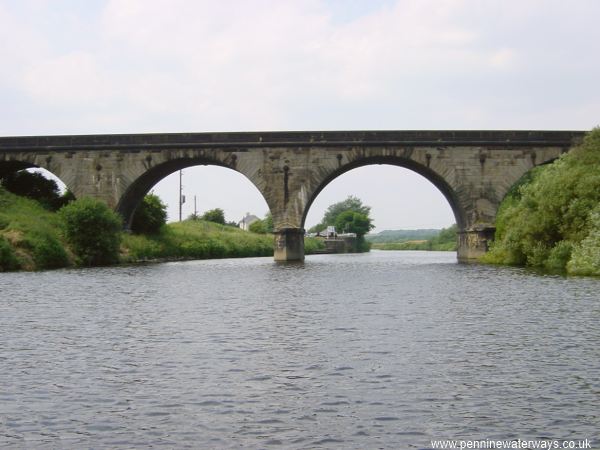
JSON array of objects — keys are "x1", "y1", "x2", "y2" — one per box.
[{"x1": 0, "y1": 131, "x2": 582, "y2": 263}]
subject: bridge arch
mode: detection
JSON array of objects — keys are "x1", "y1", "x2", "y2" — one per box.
[
  {"x1": 300, "y1": 155, "x2": 466, "y2": 231},
  {"x1": 116, "y1": 156, "x2": 271, "y2": 228},
  {"x1": 0, "y1": 157, "x2": 75, "y2": 201}
]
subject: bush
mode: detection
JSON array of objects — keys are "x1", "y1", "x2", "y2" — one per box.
[
  {"x1": 484, "y1": 128, "x2": 600, "y2": 272},
  {"x1": 304, "y1": 236, "x2": 326, "y2": 254},
  {"x1": 59, "y1": 198, "x2": 122, "y2": 266},
  {"x1": 248, "y1": 213, "x2": 273, "y2": 234},
  {"x1": 567, "y1": 205, "x2": 600, "y2": 276},
  {"x1": 131, "y1": 194, "x2": 167, "y2": 234},
  {"x1": 201, "y1": 208, "x2": 226, "y2": 225}
]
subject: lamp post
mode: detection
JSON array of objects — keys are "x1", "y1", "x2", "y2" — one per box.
[{"x1": 179, "y1": 170, "x2": 185, "y2": 222}]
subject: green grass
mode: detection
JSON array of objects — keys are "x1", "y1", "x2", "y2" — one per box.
[
  {"x1": 0, "y1": 187, "x2": 71, "y2": 270},
  {"x1": 0, "y1": 187, "x2": 330, "y2": 271},
  {"x1": 121, "y1": 220, "x2": 274, "y2": 261}
]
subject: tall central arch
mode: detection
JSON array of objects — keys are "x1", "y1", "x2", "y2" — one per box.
[{"x1": 300, "y1": 155, "x2": 466, "y2": 231}]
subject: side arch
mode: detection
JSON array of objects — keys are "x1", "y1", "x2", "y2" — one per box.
[
  {"x1": 116, "y1": 157, "x2": 272, "y2": 228},
  {"x1": 0, "y1": 158, "x2": 76, "y2": 200},
  {"x1": 301, "y1": 155, "x2": 467, "y2": 231}
]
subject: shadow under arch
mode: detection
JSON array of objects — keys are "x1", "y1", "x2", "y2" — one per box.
[
  {"x1": 301, "y1": 156, "x2": 466, "y2": 230},
  {"x1": 0, "y1": 160, "x2": 37, "y2": 177},
  {"x1": 117, "y1": 157, "x2": 271, "y2": 228},
  {"x1": 0, "y1": 161, "x2": 72, "y2": 196}
]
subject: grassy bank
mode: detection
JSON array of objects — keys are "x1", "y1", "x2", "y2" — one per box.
[
  {"x1": 121, "y1": 220, "x2": 274, "y2": 262},
  {"x1": 122, "y1": 221, "x2": 326, "y2": 262},
  {"x1": 0, "y1": 188, "x2": 326, "y2": 271},
  {"x1": 0, "y1": 187, "x2": 72, "y2": 270},
  {"x1": 371, "y1": 225, "x2": 457, "y2": 252}
]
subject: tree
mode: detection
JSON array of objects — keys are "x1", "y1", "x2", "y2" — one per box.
[
  {"x1": 59, "y1": 198, "x2": 122, "y2": 266},
  {"x1": 201, "y1": 208, "x2": 226, "y2": 225},
  {"x1": 248, "y1": 213, "x2": 273, "y2": 234},
  {"x1": 0, "y1": 170, "x2": 72, "y2": 210},
  {"x1": 311, "y1": 196, "x2": 371, "y2": 232},
  {"x1": 484, "y1": 127, "x2": 600, "y2": 271},
  {"x1": 334, "y1": 211, "x2": 374, "y2": 237},
  {"x1": 131, "y1": 194, "x2": 167, "y2": 234}
]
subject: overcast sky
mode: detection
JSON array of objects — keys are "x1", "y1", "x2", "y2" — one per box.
[{"x1": 2, "y1": 0, "x2": 599, "y2": 230}]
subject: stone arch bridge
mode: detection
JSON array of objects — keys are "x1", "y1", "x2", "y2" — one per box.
[{"x1": 0, "y1": 130, "x2": 584, "y2": 262}]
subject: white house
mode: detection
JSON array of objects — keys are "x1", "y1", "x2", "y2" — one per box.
[{"x1": 239, "y1": 213, "x2": 260, "y2": 231}]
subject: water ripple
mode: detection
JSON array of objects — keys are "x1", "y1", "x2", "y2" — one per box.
[{"x1": 1, "y1": 251, "x2": 599, "y2": 448}]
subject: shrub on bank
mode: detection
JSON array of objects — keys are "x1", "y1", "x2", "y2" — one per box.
[
  {"x1": 567, "y1": 205, "x2": 600, "y2": 276},
  {"x1": 483, "y1": 128, "x2": 600, "y2": 274},
  {"x1": 304, "y1": 236, "x2": 326, "y2": 254},
  {"x1": 60, "y1": 198, "x2": 122, "y2": 266},
  {"x1": 131, "y1": 194, "x2": 167, "y2": 234}
]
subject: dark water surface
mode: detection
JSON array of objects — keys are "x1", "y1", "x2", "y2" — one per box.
[{"x1": 1, "y1": 251, "x2": 599, "y2": 449}]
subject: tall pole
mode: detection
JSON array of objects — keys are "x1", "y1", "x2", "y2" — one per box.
[
  {"x1": 179, "y1": 170, "x2": 183, "y2": 222},
  {"x1": 194, "y1": 195, "x2": 197, "y2": 216}
]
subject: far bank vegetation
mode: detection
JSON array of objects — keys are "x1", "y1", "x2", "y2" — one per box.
[
  {"x1": 369, "y1": 225, "x2": 457, "y2": 251},
  {"x1": 0, "y1": 179, "x2": 326, "y2": 271}
]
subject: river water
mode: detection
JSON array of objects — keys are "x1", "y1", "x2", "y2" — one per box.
[{"x1": 1, "y1": 251, "x2": 599, "y2": 449}]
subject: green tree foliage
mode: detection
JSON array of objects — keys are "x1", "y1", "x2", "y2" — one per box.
[
  {"x1": 59, "y1": 198, "x2": 122, "y2": 266},
  {"x1": 567, "y1": 205, "x2": 600, "y2": 276},
  {"x1": 248, "y1": 213, "x2": 273, "y2": 234},
  {"x1": 334, "y1": 210, "x2": 374, "y2": 237},
  {"x1": 131, "y1": 193, "x2": 167, "y2": 234},
  {"x1": 311, "y1": 196, "x2": 371, "y2": 232},
  {"x1": 201, "y1": 208, "x2": 226, "y2": 225},
  {"x1": 1, "y1": 170, "x2": 73, "y2": 211},
  {"x1": 483, "y1": 128, "x2": 600, "y2": 273},
  {"x1": 429, "y1": 224, "x2": 458, "y2": 250}
]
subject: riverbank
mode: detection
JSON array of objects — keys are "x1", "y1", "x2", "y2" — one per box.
[
  {"x1": 481, "y1": 128, "x2": 600, "y2": 276},
  {"x1": 370, "y1": 225, "x2": 457, "y2": 252},
  {"x1": 371, "y1": 240, "x2": 455, "y2": 251},
  {"x1": 0, "y1": 187, "x2": 325, "y2": 271}
]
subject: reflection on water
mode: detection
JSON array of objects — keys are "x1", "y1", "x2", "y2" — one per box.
[{"x1": 1, "y1": 251, "x2": 599, "y2": 448}]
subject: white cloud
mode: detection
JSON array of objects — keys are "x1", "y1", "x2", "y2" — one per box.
[
  {"x1": 23, "y1": 51, "x2": 109, "y2": 104},
  {"x1": 488, "y1": 48, "x2": 516, "y2": 70},
  {"x1": 1, "y1": 0, "x2": 599, "y2": 227},
  {"x1": 3, "y1": 0, "x2": 599, "y2": 134}
]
